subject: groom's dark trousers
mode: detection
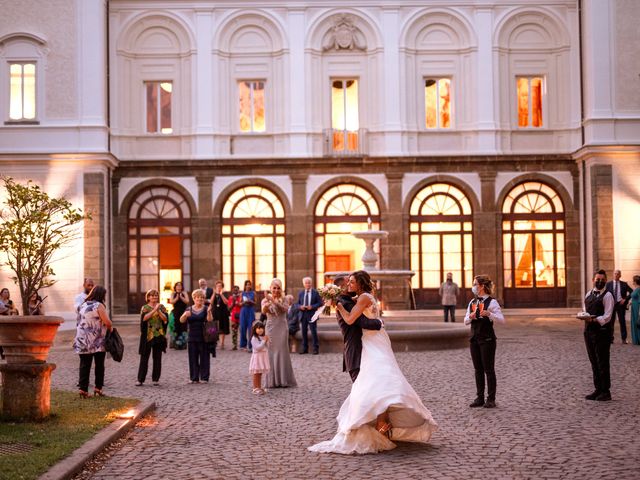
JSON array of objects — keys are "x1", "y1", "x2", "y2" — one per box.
[{"x1": 337, "y1": 294, "x2": 382, "y2": 382}]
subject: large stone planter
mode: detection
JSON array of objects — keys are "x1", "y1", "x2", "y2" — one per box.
[
  {"x1": 0, "y1": 316, "x2": 63, "y2": 364},
  {"x1": 0, "y1": 316, "x2": 62, "y2": 421}
]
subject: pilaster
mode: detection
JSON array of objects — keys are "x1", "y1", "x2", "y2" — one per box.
[{"x1": 193, "y1": 175, "x2": 216, "y2": 290}]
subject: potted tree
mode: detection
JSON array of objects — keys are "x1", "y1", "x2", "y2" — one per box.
[{"x1": 0, "y1": 176, "x2": 88, "y2": 419}]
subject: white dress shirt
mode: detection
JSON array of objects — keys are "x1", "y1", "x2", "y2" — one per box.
[
  {"x1": 463, "y1": 296, "x2": 505, "y2": 325},
  {"x1": 74, "y1": 292, "x2": 87, "y2": 311},
  {"x1": 583, "y1": 289, "x2": 614, "y2": 326}
]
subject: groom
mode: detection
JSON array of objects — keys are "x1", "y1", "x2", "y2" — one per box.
[{"x1": 334, "y1": 274, "x2": 382, "y2": 382}]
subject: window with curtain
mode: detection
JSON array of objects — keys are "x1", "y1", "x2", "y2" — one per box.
[
  {"x1": 222, "y1": 186, "x2": 285, "y2": 292},
  {"x1": 425, "y1": 78, "x2": 452, "y2": 129},
  {"x1": 331, "y1": 79, "x2": 359, "y2": 151},
  {"x1": 409, "y1": 183, "x2": 472, "y2": 289},
  {"x1": 502, "y1": 181, "x2": 565, "y2": 289},
  {"x1": 145, "y1": 81, "x2": 172, "y2": 134},
  {"x1": 9, "y1": 63, "x2": 36, "y2": 120},
  {"x1": 516, "y1": 76, "x2": 543, "y2": 127},
  {"x1": 239, "y1": 81, "x2": 266, "y2": 132}
]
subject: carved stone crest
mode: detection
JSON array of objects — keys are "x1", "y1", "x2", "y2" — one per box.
[{"x1": 322, "y1": 15, "x2": 366, "y2": 51}]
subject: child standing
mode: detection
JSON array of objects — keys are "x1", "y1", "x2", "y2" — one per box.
[{"x1": 249, "y1": 321, "x2": 269, "y2": 395}]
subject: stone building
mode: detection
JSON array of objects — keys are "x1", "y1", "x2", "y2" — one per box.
[{"x1": 0, "y1": 0, "x2": 638, "y2": 316}]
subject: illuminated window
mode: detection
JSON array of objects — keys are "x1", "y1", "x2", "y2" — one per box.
[
  {"x1": 425, "y1": 78, "x2": 451, "y2": 129},
  {"x1": 128, "y1": 186, "x2": 191, "y2": 313},
  {"x1": 146, "y1": 82, "x2": 172, "y2": 134},
  {"x1": 239, "y1": 81, "x2": 265, "y2": 132},
  {"x1": 517, "y1": 77, "x2": 543, "y2": 127},
  {"x1": 314, "y1": 184, "x2": 380, "y2": 286},
  {"x1": 222, "y1": 186, "x2": 285, "y2": 292},
  {"x1": 9, "y1": 63, "x2": 36, "y2": 120},
  {"x1": 331, "y1": 79, "x2": 359, "y2": 151},
  {"x1": 502, "y1": 181, "x2": 565, "y2": 289},
  {"x1": 409, "y1": 183, "x2": 472, "y2": 292}
]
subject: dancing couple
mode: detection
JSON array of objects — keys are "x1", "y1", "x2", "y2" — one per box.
[{"x1": 308, "y1": 270, "x2": 438, "y2": 455}]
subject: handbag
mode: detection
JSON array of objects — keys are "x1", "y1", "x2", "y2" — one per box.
[
  {"x1": 203, "y1": 317, "x2": 219, "y2": 344},
  {"x1": 104, "y1": 328, "x2": 124, "y2": 362}
]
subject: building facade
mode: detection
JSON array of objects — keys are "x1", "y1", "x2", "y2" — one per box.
[{"x1": 0, "y1": 0, "x2": 638, "y2": 316}]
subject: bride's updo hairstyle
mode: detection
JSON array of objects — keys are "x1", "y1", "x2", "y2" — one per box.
[
  {"x1": 351, "y1": 270, "x2": 375, "y2": 294},
  {"x1": 474, "y1": 274, "x2": 493, "y2": 295}
]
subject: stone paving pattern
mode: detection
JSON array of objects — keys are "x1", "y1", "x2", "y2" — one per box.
[{"x1": 48, "y1": 314, "x2": 640, "y2": 480}]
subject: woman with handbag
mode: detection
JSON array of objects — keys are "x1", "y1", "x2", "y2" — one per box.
[
  {"x1": 136, "y1": 289, "x2": 168, "y2": 386},
  {"x1": 73, "y1": 285, "x2": 113, "y2": 397},
  {"x1": 180, "y1": 289, "x2": 212, "y2": 383}
]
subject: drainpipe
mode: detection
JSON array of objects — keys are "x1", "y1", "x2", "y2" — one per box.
[{"x1": 578, "y1": 0, "x2": 588, "y2": 295}]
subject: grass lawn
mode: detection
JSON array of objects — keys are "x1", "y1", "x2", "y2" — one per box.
[{"x1": 0, "y1": 389, "x2": 139, "y2": 480}]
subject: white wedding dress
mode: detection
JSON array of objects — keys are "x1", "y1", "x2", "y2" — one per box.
[{"x1": 308, "y1": 293, "x2": 438, "y2": 455}]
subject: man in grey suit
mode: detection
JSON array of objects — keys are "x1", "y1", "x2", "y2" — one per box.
[
  {"x1": 605, "y1": 269, "x2": 632, "y2": 344},
  {"x1": 439, "y1": 272, "x2": 460, "y2": 322}
]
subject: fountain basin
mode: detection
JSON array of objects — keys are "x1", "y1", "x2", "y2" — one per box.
[{"x1": 294, "y1": 316, "x2": 469, "y2": 353}]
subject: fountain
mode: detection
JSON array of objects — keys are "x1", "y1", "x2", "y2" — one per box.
[{"x1": 310, "y1": 220, "x2": 469, "y2": 352}]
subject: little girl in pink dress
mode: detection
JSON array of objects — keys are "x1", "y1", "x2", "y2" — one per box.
[{"x1": 249, "y1": 321, "x2": 270, "y2": 395}]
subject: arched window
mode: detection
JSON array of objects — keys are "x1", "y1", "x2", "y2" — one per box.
[
  {"x1": 409, "y1": 183, "x2": 473, "y2": 307},
  {"x1": 221, "y1": 186, "x2": 285, "y2": 291},
  {"x1": 314, "y1": 184, "x2": 380, "y2": 286},
  {"x1": 502, "y1": 181, "x2": 566, "y2": 305},
  {"x1": 128, "y1": 186, "x2": 191, "y2": 312}
]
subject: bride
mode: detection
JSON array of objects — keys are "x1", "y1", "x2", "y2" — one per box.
[{"x1": 308, "y1": 270, "x2": 438, "y2": 455}]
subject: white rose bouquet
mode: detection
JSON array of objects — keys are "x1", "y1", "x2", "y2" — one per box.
[{"x1": 317, "y1": 283, "x2": 341, "y2": 316}]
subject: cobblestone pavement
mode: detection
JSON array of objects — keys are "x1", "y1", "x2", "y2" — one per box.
[{"x1": 49, "y1": 314, "x2": 640, "y2": 480}]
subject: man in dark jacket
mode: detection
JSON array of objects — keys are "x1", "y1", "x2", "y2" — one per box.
[
  {"x1": 605, "y1": 269, "x2": 633, "y2": 344},
  {"x1": 334, "y1": 274, "x2": 382, "y2": 382}
]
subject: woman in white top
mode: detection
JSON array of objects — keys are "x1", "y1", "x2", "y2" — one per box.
[
  {"x1": 463, "y1": 274, "x2": 505, "y2": 409},
  {"x1": 308, "y1": 270, "x2": 438, "y2": 455}
]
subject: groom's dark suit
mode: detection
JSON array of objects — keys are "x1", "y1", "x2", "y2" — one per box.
[{"x1": 337, "y1": 293, "x2": 382, "y2": 382}]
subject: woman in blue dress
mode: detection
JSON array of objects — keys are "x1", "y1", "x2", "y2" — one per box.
[
  {"x1": 630, "y1": 275, "x2": 640, "y2": 346},
  {"x1": 239, "y1": 280, "x2": 256, "y2": 351}
]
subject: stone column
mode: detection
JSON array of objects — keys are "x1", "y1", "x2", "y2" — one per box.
[
  {"x1": 286, "y1": 174, "x2": 310, "y2": 296},
  {"x1": 380, "y1": 173, "x2": 410, "y2": 309},
  {"x1": 83, "y1": 172, "x2": 106, "y2": 286},
  {"x1": 590, "y1": 165, "x2": 614, "y2": 273},
  {"x1": 0, "y1": 363, "x2": 56, "y2": 420},
  {"x1": 565, "y1": 170, "x2": 583, "y2": 307},
  {"x1": 474, "y1": 171, "x2": 500, "y2": 299},
  {"x1": 111, "y1": 176, "x2": 128, "y2": 314},
  {"x1": 192, "y1": 175, "x2": 216, "y2": 290}
]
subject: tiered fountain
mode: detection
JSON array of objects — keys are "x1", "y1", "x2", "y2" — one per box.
[{"x1": 315, "y1": 223, "x2": 468, "y2": 352}]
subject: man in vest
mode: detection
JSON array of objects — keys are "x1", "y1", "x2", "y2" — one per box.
[{"x1": 582, "y1": 269, "x2": 614, "y2": 401}]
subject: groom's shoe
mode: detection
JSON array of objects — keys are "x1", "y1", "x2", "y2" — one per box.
[
  {"x1": 585, "y1": 391, "x2": 599, "y2": 400},
  {"x1": 469, "y1": 397, "x2": 484, "y2": 408},
  {"x1": 483, "y1": 399, "x2": 496, "y2": 409}
]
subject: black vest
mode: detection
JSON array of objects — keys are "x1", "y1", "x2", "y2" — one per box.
[
  {"x1": 469, "y1": 297, "x2": 496, "y2": 342},
  {"x1": 584, "y1": 290, "x2": 612, "y2": 334}
]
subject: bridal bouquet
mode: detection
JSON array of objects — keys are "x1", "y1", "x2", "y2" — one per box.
[{"x1": 317, "y1": 283, "x2": 341, "y2": 316}]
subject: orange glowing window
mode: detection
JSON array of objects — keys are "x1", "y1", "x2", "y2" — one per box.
[
  {"x1": 239, "y1": 81, "x2": 266, "y2": 133},
  {"x1": 517, "y1": 77, "x2": 543, "y2": 128},
  {"x1": 425, "y1": 78, "x2": 451, "y2": 129},
  {"x1": 145, "y1": 82, "x2": 172, "y2": 134},
  {"x1": 9, "y1": 63, "x2": 36, "y2": 120}
]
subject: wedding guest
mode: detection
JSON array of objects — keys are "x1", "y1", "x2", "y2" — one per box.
[
  {"x1": 169, "y1": 281, "x2": 189, "y2": 349},
  {"x1": 228, "y1": 285, "x2": 242, "y2": 350},
  {"x1": 605, "y1": 269, "x2": 632, "y2": 344},
  {"x1": 296, "y1": 277, "x2": 322, "y2": 355},
  {"x1": 74, "y1": 278, "x2": 95, "y2": 312},
  {"x1": 180, "y1": 289, "x2": 211, "y2": 383},
  {"x1": 28, "y1": 292, "x2": 45, "y2": 315},
  {"x1": 630, "y1": 275, "x2": 640, "y2": 346},
  {"x1": 286, "y1": 294, "x2": 301, "y2": 353},
  {"x1": 239, "y1": 280, "x2": 256, "y2": 351},
  {"x1": 262, "y1": 279, "x2": 297, "y2": 388},
  {"x1": 249, "y1": 321, "x2": 270, "y2": 395},
  {"x1": 211, "y1": 281, "x2": 230, "y2": 349},
  {"x1": 198, "y1": 278, "x2": 213, "y2": 307},
  {"x1": 136, "y1": 289, "x2": 168, "y2": 386},
  {"x1": 439, "y1": 272, "x2": 459, "y2": 322},
  {"x1": 464, "y1": 275, "x2": 505, "y2": 408},
  {"x1": 0, "y1": 288, "x2": 19, "y2": 315},
  {"x1": 73, "y1": 285, "x2": 112, "y2": 398},
  {"x1": 581, "y1": 269, "x2": 614, "y2": 401}
]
